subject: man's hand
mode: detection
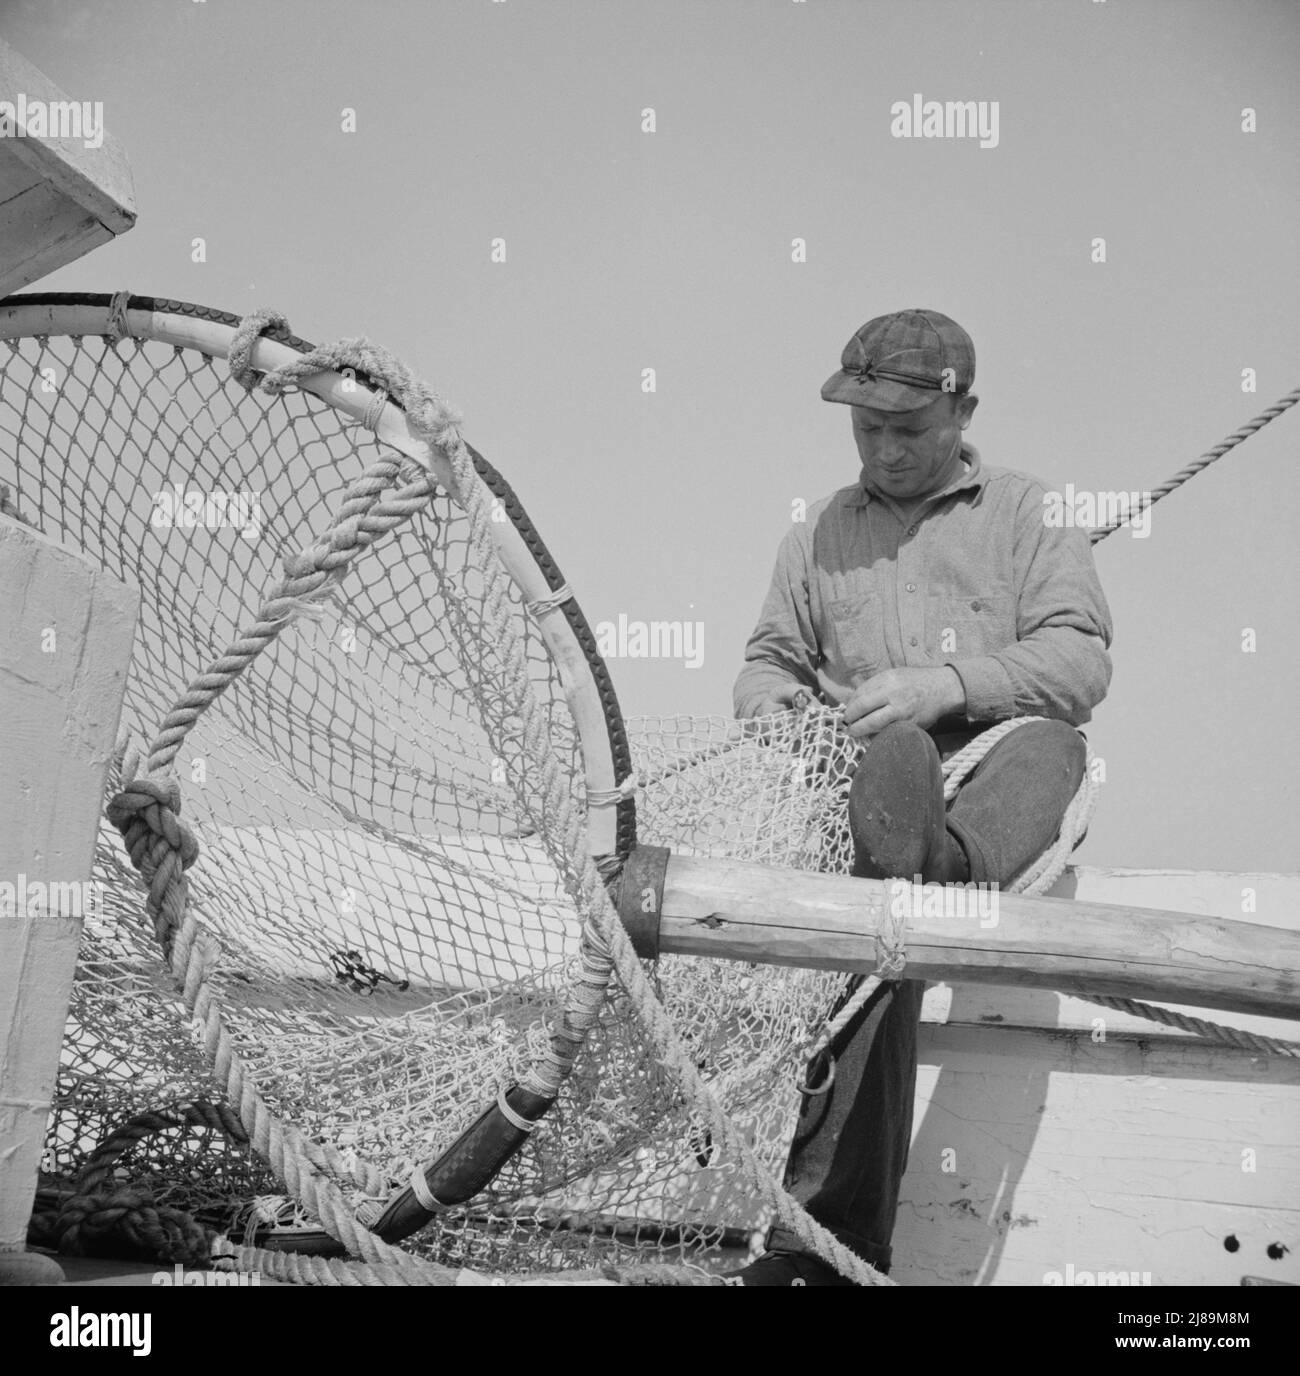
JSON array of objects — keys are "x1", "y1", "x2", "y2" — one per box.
[
  {"x1": 746, "y1": 683, "x2": 810, "y2": 718},
  {"x1": 843, "y1": 666, "x2": 966, "y2": 739}
]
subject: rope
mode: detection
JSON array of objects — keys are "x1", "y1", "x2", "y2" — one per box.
[
  {"x1": 1090, "y1": 385, "x2": 1300, "y2": 542},
  {"x1": 210, "y1": 1240, "x2": 719, "y2": 1286},
  {"x1": 30, "y1": 1187, "x2": 214, "y2": 1267},
  {"x1": 1079, "y1": 993, "x2": 1300, "y2": 1058},
  {"x1": 28, "y1": 1101, "x2": 248, "y2": 1266},
  {"x1": 106, "y1": 289, "x2": 132, "y2": 342}
]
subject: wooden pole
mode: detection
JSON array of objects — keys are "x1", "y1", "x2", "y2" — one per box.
[{"x1": 625, "y1": 852, "x2": 1300, "y2": 1021}]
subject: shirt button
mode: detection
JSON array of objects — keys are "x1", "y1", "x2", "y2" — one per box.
[
  {"x1": 907, "y1": 526, "x2": 918, "y2": 537},
  {"x1": 909, "y1": 636, "x2": 918, "y2": 646},
  {"x1": 970, "y1": 599, "x2": 981, "y2": 611},
  {"x1": 906, "y1": 583, "x2": 916, "y2": 593}
]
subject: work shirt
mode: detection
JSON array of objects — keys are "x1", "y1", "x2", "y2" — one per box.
[{"x1": 733, "y1": 444, "x2": 1113, "y2": 726}]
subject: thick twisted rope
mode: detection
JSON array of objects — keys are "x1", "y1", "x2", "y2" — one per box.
[
  {"x1": 28, "y1": 1101, "x2": 247, "y2": 1266},
  {"x1": 1090, "y1": 385, "x2": 1300, "y2": 542},
  {"x1": 30, "y1": 1187, "x2": 214, "y2": 1267},
  {"x1": 1079, "y1": 993, "x2": 1299, "y2": 1057}
]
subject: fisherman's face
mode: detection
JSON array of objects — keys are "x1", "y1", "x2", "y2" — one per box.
[{"x1": 851, "y1": 392, "x2": 977, "y2": 501}]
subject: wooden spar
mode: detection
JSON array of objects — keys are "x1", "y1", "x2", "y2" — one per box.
[{"x1": 618, "y1": 850, "x2": 1300, "y2": 1022}]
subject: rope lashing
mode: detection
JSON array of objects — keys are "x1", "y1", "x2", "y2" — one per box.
[
  {"x1": 106, "y1": 289, "x2": 133, "y2": 342},
  {"x1": 361, "y1": 387, "x2": 389, "y2": 433},
  {"x1": 586, "y1": 777, "x2": 638, "y2": 807},
  {"x1": 792, "y1": 885, "x2": 910, "y2": 1096},
  {"x1": 1090, "y1": 384, "x2": 1300, "y2": 542},
  {"x1": 525, "y1": 583, "x2": 575, "y2": 618}
]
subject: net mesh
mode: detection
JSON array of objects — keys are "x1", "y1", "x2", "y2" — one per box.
[{"x1": 3, "y1": 316, "x2": 867, "y2": 1276}]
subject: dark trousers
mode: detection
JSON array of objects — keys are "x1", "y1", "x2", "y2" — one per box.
[{"x1": 767, "y1": 719, "x2": 1086, "y2": 1273}]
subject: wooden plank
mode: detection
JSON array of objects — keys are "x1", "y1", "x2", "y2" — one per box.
[
  {"x1": 654, "y1": 853, "x2": 1300, "y2": 1020},
  {"x1": 0, "y1": 179, "x2": 114, "y2": 297},
  {"x1": 0, "y1": 37, "x2": 135, "y2": 295},
  {"x1": 0, "y1": 514, "x2": 139, "y2": 1279},
  {"x1": 891, "y1": 1024, "x2": 1300, "y2": 1286}
]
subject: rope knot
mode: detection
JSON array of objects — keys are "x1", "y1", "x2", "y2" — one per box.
[
  {"x1": 41, "y1": 1187, "x2": 213, "y2": 1267},
  {"x1": 228, "y1": 307, "x2": 291, "y2": 391},
  {"x1": 106, "y1": 777, "x2": 200, "y2": 947},
  {"x1": 408, "y1": 395, "x2": 465, "y2": 453},
  {"x1": 106, "y1": 778, "x2": 198, "y2": 865}
]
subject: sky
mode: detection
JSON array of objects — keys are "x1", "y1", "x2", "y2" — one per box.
[{"x1": 3, "y1": 0, "x2": 1298, "y2": 874}]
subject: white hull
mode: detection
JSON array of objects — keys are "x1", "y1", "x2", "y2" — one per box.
[{"x1": 894, "y1": 869, "x2": 1299, "y2": 1286}]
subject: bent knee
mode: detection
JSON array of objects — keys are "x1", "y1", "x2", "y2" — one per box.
[{"x1": 1018, "y1": 718, "x2": 1086, "y2": 789}]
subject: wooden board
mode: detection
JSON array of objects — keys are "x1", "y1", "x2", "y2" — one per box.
[
  {"x1": 898, "y1": 871, "x2": 1299, "y2": 1285},
  {"x1": 893, "y1": 1023, "x2": 1300, "y2": 1287},
  {"x1": 0, "y1": 516, "x2": 139, "y2": 1275},
  {"x1": 0, "y1": 38, "x2": 135, "y2": 295}
]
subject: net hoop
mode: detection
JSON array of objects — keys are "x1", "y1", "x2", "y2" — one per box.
[{"x1": 0, "y1": 292, "x2": 637, "y2": 865}]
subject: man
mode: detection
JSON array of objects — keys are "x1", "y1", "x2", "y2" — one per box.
[{"x1": 727, "y1": 308, "x2": 1112, "y2": 1285}]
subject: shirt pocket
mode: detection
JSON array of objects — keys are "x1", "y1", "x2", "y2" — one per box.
[
  {"x1": 823, "y1": 591, "x2": 889, "y2": 677},
  {"x1": 927, "y1": 593, "x2": 1016, "y2": 659}
]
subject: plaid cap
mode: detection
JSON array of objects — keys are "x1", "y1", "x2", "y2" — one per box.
[{"x1": 821, "y1": 308, "x2": 975, "y2": 412}]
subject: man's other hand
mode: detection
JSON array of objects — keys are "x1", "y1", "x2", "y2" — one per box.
[
  {"x1": 843, "y1": 666, "x2": 966, "y2": 739},
  {"x1": 746, "y1": 683, "x2": 809, "y2": 718}
]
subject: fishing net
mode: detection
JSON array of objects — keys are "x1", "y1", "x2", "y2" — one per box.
[{"x1": 3, "y1": 295, "x2": 876, "y2": 1280}]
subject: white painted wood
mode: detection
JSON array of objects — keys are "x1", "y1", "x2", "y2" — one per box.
[
  {"x1": 0, "y1": 37, "x2": 135, "y2": 295},
  {"x1": 894, "y1": 1022, "x2": 1300, "y2": 1287},
  {"x1": 0, "y1": 515, "x2": 138, "y2": 1264},
  {"x1": 898, "y1": 870, "x2": 1300, "y2": 1285}
]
